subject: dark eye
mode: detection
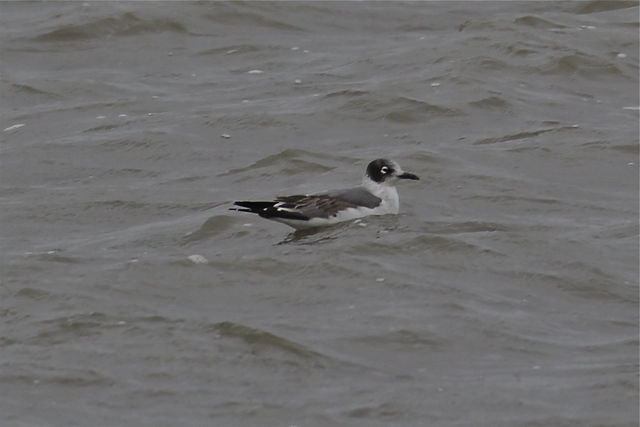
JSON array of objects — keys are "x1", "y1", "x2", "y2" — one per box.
[{"x1": 381, "y1": 166, "x2": 389, "y2": 174}]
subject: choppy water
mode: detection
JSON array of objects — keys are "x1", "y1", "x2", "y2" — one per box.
[{"x1": 1, "y1": 2, "x2": 638, "y2": 426}]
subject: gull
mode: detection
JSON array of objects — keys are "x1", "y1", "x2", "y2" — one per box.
[{"x1": 231, "y1": 158, "x2": 419, "y2": 230}]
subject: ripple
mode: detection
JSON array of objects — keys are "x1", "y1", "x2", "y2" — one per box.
[
  {"x1": 182, "y1": 215, "x2": 238, "y2": 243},
  {"x1": 203, "y1": 9, "x2": 304, "y2": 32},
  {"x1": 324, "y1": 89, "x2": 370, "y2": 98},
  {"x1": 26, "y1": 314, "x2": 109, "y2": 345},
  {"x1": 6, "y1": 82, "x2": 61, "y2": 100},
  {"x1": 335, "y1": 94, "x2": 463, "y2": 123},
  {"x1": 420, "y1": 221, "x2": 510, "y2": 234},
  {"x1": 211, "y1": 321, "x2": 324, "y2": 360},
  {"x1": 540, "y1": 53, "x2": 626, "y2": 79},
  {"x1": 574, "y1": 0, "x2": 639, "y2": 14},
  {"x1": 32, "y1": 12, "x2": 187, "y2": 42},
  {"x1": 217, "y1": 148, "x2": 349, "y2": 177},
  {"x1": 473, "y1": 125, "x2": 577, "y2": 145},
  {"x1": 348, "y1": 234, "x2": 491, "y2": 256},
  {"x1": 13, "y1": 287, "x2": 53, "y2": 300},
  {"x1": 83, "y1": 200, "x2": 213, "y2": 215},
  {"x1": 464, "y1": 194, "x2": 562, "y2": 205},
  {"x1": 468, "y1": 96, "x2": 513, "y2": 113},
  {"x1": 346, "y1": 401, "x2": 405, "y2": 420},
  {"x1": 0, "y1": 367, "x2": 113, "y2": 387},
  {"x1": 514, "y1": 15, "x2": 567, "y2": 29},
  {"x1": 348, "y1": 328, "x2": 447, "y2": 349}
]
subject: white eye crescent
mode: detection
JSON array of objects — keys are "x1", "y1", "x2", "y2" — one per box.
[{"x1": 381, "y1": 166, "x2": 389, "y2": 174}]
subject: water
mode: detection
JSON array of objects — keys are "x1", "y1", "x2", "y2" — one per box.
[{"x1": 1, "y1": 2, "x2": 638, "y2": 426}]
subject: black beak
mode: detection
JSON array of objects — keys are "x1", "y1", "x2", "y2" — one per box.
[{"x1": 398, "y1": 172, "x2": 420, "y2": 180}]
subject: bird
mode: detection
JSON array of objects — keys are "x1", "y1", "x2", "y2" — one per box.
[{"x1": 230, "y1": 158, "x2": 419, "y2": 230}]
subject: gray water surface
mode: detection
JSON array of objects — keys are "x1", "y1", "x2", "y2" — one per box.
[{"x1": 1, "y1": 2, "x2": 638, "y2": 426}]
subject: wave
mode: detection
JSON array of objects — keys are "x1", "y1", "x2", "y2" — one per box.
[
  {"x1": 211, "y1": 321, "x2": 322, "y2": 360},
  {"x1": 32, "y1": 12, "x2": 187, "y2": 42},
  {"x1": 322, "y1": 92, "x2": 463, "y2": 123},
  {"x1": 217, "y1": 148, "x2": 352, "y2": 177},
  {"x1": 539, "y1": 52, "x2": 627, "y2": 79},
  {"x1": 573, "y1": 0, "x2": 639, "y2": 14}
]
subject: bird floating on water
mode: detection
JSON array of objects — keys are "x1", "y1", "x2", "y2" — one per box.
[{"x1": 231, "y1": 158, "x2": 419, "y2": 230}]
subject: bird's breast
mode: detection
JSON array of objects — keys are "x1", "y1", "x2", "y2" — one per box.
[{"x1": 372, "y1": 186, "x2": 399, "y2": 214}]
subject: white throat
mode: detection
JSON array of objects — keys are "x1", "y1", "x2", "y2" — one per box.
[{"x1": 362, "y1": 176, "x2": 400, "y2": 214}]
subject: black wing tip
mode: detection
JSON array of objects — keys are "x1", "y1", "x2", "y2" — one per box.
[
  {"x1": 234, "y1": 200, "x2": 265, "y2": 207},
  {"x1": 229, "y1": 207, "x2": 253, "y2": 213},
  {"x1": 231, "y1": 200, "x2": 310, "y2": 221},
  {"x1": 232, "y1": 201, "x2": 275, "y2": 211}
]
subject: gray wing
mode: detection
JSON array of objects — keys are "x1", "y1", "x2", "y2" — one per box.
[
  {"x1": 276, "y1": 187, "x2": 381, "y2": 218},
  {"x1": 324, "y1": 187, "x2": 382, "y2": 209}
]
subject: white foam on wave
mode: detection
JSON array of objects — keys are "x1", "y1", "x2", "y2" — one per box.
[
  {"x1": 4, "y1": 123, "x2": 25, "y2": 131},
  {"x1": 188, "y1": 254, "x2": 208, "y2": 264}
]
